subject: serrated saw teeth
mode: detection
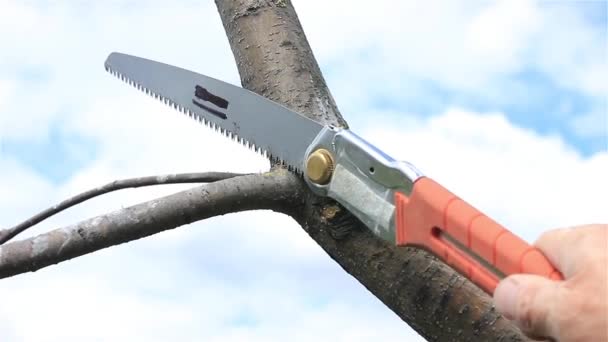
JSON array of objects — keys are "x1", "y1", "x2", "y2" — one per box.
[{"x1": 105, "y1": 59, "x2": 308, "y2": 174}]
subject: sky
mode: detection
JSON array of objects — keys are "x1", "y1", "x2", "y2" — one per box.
[{"x1": 0, "y1": 0, "x2": 606, "y2": 341}]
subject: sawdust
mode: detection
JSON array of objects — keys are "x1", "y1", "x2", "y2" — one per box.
[{"x1": 321, "y1": 204, "x2": 341, "y2": 221}]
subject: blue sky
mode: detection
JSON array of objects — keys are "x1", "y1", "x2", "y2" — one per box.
[{"x1": 0, "y1": 1, "x2": 606, "y2": 341}]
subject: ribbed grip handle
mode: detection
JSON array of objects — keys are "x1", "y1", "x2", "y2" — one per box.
[{"x1": 395, "y1": 177, "x2": 563, "y2": 294}]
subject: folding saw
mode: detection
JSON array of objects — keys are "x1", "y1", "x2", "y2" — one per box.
[{"x1": 104, "y1": 52, "x2": 563, "y2": 294}]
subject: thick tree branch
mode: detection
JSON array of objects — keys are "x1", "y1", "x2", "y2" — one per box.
[
  {"x1": 217, "y1": 0, "x2": 347, "y2": 129},
  {"x1": 0, "y1": 170, "x2": 302, "y2": 279},
  {"x1": 214, "y1": 1, "x2": 529, "y2": 341},
  {"x1": 0, "y1": 172, "x2": 245, "y2": 245}
]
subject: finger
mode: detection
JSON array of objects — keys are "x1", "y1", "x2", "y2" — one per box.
[
  {"x1": 494, "y1": 274, "x2": 561, "y2": 339},
  {"x1": 534, "y1": 227, "x2": 576, "y2": 277},
  {"x1": 536, "y1": 225, "x2": 608, "y2": 277}
]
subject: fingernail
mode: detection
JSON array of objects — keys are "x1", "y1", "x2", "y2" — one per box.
[{"x1": 493, "y1": 278, "x2": 521, "y2": 320}]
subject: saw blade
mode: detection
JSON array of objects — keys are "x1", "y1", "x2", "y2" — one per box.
[{"x1": 104, "y1": 52, "x2": 324, "y2": 173}]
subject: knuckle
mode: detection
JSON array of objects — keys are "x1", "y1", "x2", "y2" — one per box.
[
  {"x1": 536, "y1": 229, "x2": 557, "y2": 244},
  {"x1": 535, "y1": 227, "x2": 568, "y2": 249},
  {"x1": 515, "y1": 286, "x2": 547, "y2": 333}
]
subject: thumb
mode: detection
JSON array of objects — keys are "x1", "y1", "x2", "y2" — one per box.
[{"x1": 493, "y1": 274, "x2": 561, "y2": 338}]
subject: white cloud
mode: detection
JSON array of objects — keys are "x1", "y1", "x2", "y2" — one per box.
[
  {"x1": 0, "y1": 79, "x2": 11, "y2": 109},
  {"x1": 297, "y1": 0, "x2": 605, "y2": 107},
  {"x1": 0, "y1": 79, "x2": 14, "y2": 139},
  {"x1": 0, "y1": 2, "x2": 44, "y2": 40},
  {"x1": 465, "y1": 0, "x2": 541, "y2": 72},
  {"x1": 0, "y1": 266, "x2": 409, "y2": 342},
  {"x1": 0, "y1": 156, "x2": 56, "y2": 226},
  {"x1": 0, "y1": 0, "x2": 237, "y2": 141},
  {"x1": 1, "y1": 0, "x2": 604, "y2": 139},
  {"x1": 530, "y1": 4, "x2": 607, "y2": 97}
]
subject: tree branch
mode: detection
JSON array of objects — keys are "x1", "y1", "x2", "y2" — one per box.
[
  {"x1": 0, "y1": 170, "x2": 301, "y2": 279},
  {"x1": 214, "y1": 1, "x2": 529, "y2": 341},
  {"x1": 217, "y1": 0, "x2": 347, "y2": 129},
  {"x1": 0, "y1": 172, "x2": 245, "y2": 245}
]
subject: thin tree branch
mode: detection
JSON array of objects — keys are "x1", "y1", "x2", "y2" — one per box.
[
  {"x1": 0, "y1": 170, "x2": 302, "y2": 279},
  {"x1": 0, "y1": 172, "x2": 246, "y2": 245}
]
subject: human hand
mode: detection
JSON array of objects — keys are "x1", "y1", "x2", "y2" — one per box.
[{"x1": 493, "y1": 224, "x2": 607, "y2": 341}]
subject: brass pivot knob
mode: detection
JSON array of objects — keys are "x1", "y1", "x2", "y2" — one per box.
[{"x1": 306, "y1": 148, "x2": 335, "y2": 185}]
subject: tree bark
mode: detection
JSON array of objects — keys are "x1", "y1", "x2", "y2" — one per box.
[{"x1": 214, "y1": 1, "x2": 529, "y2": 341}]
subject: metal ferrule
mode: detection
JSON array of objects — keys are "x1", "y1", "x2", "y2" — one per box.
[{"x1": 305, "y1": 126, "x2": 423, "y2": 243}]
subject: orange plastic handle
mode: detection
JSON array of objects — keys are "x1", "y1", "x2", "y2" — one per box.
[{"x1": 394, "y1": 176, "x2": 563, "y2": 294}]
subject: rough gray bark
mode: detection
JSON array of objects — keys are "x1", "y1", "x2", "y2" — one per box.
[{"x1": 214, "y1": 1, "x2": 529, "y2": 341}]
